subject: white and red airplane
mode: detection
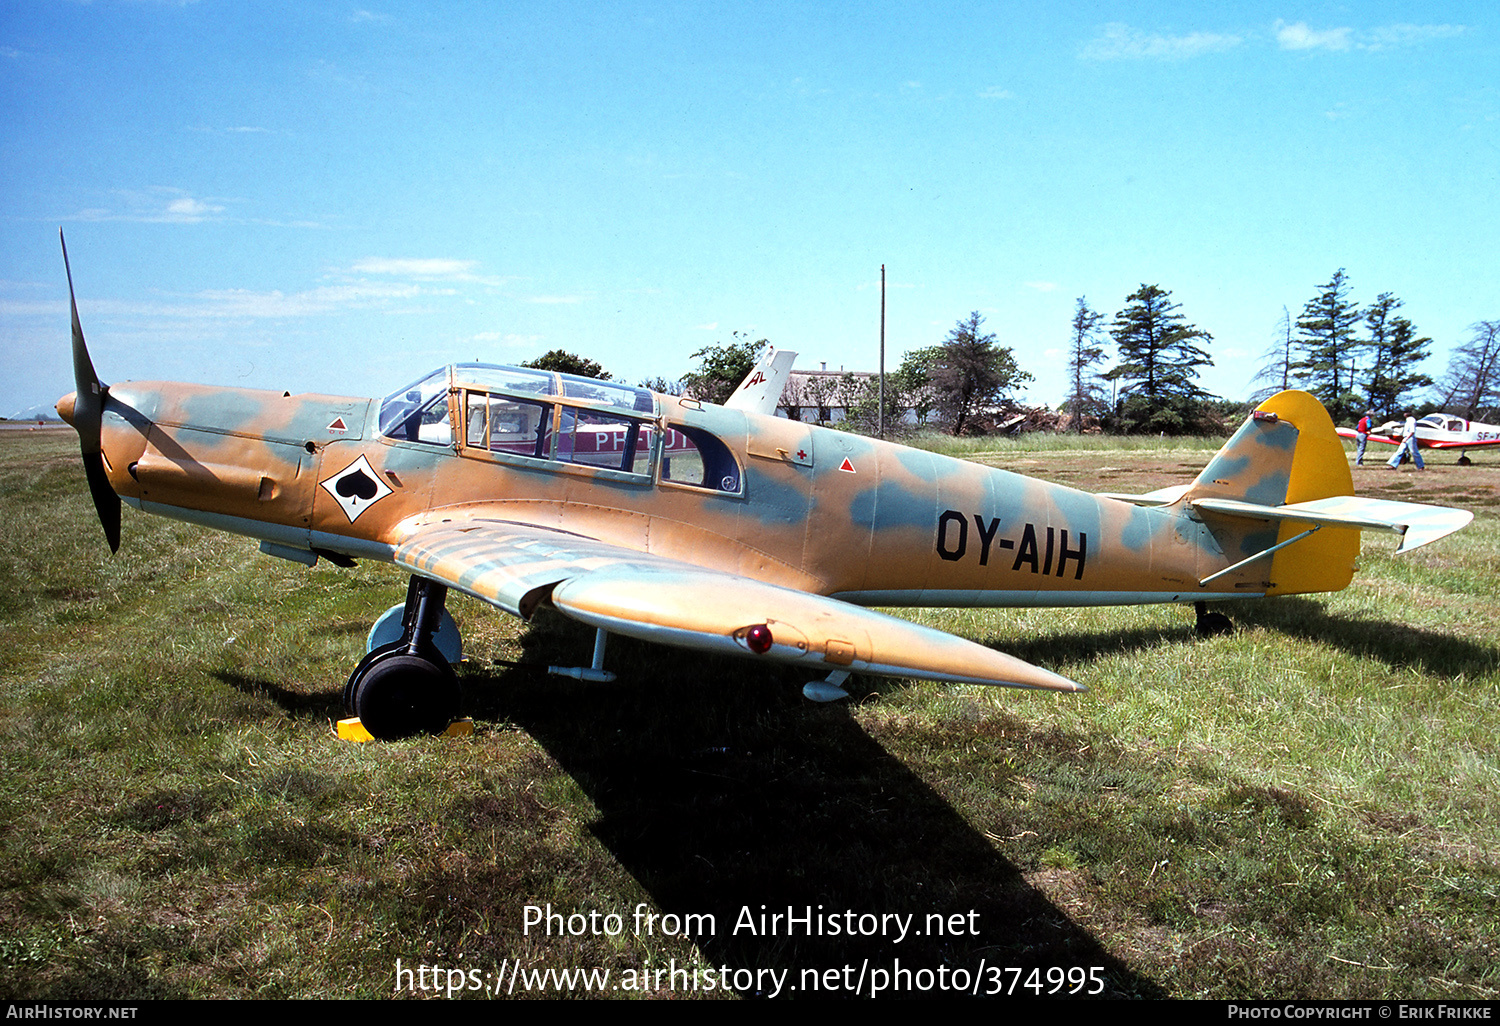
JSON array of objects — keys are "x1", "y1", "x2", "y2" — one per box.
[{"x1": 1338, "y1": 413, "x2": 1500, "y2": 465}]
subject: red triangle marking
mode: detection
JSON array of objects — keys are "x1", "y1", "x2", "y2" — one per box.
[
  {"x1": 839, "y1": 457, "x2": 855, "y2": 473},
  {"x1": 328, "y1": 417, "x2": 347, "y2": 431}
]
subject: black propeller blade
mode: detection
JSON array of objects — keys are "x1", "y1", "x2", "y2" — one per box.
[{"x1": 60, "y1": 230, "x2": 121, "y2": 553}]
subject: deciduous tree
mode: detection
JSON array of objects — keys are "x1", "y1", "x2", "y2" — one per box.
[
  {"x1": 521, "y1": 349, "x2": 612, "y2": 380},
  {"x1": 681, "y1": 332, "x2": 766, "y2": 406},
  {"x1": 1436, "y1": 320, "x2": 1500, "y2": 421},
  {"x1": 1250, "y1": 306, "x2": 1295, "y2": 403},
  {"x1": 638, "y1": 375, "x2": 683, "y2": 396}
]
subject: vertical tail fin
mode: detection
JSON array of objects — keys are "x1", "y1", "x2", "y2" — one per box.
[
  {"x1": 724, "y1": 346, "x2": 798, "y2": 416},
  {"x1": 1186, "y1": 390, "x2": 1359, "y2": 595}
]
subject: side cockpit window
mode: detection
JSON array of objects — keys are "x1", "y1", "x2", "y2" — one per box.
[
  {"x1": 556, "y1": 407, "x2": 648, "y2": 474},
  {"x1": 380, "y1": 369, "x2": 452, "y2": 445},
  {"x1": 459, "y1": 386, "x2": 655, "y2": 480},
  {"x1": 381, "y1": 365, "x2": 736, "y2": 491},
  {"x1": 466, "y1": 394, "x2": 553, "y2": 459}
]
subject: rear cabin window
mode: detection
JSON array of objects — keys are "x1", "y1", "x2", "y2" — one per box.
[{"x1": 660, "y1": 424, "x2": 741, "y2": 493}]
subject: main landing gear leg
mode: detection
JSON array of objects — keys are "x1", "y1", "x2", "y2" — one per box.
[
  {"x1": 344, "y1": 576, "x2": 462, "y2": 740},
  {"x1": 1195, "y1": 601, "x2": 1235, "y2": 638}
]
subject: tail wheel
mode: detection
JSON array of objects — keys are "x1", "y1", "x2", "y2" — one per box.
[{"x1": 1194, "y1": 601, "x2": 1235, "y2": 638}]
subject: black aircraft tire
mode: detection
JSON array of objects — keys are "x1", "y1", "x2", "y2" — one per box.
[
  {"x1": 351, "y1": 650, "x2": 461, "y2": 740},
  {"x1": 343, "y1": 641, "x2": 405, "y2": 716},
  {"x1": 1196, "y1": 611, "x2": 1235, "y2": 637}
]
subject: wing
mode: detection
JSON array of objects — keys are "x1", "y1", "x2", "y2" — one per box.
[
  {"x1": 1334, "y1": 427, "x2": 1398, "y2": 446},
  {"x1": 1421, "y1": 436, "x2": 1500, "y2": 449},
  {"x1": 394, "y1": 519, "x2": 1082, "y2": 692}
]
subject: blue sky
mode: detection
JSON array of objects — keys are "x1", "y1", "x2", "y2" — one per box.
[{"x1": 3, "y1": 1, "x2": 1496, "y2": 418}]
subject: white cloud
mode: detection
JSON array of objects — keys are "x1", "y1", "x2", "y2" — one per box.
[
  {"x1": 1275, "y1": 20, "x2": 1468, "y2": 53},
  {"x1": 172, "y1": 282, "x2": 433, "y2": 319},
  {"x1": 695, "y1": 322, "x2": 719, "y2": 331},
  {"x1": 50, "y1": 281, "x2": 453, "y2": 324},
  {"x1": 69, "y1": 188, "x2": 229, "y2": 224},
  {"x1": 1080, "y1": 23, "x2": 1243, "y2": 61},
  {"x1": 350, "y1": 258, "x2": 478, "y2": 278},
  {"x1": 525, "y1": 295, "x2": 587, "y2": 305},
  {"x1": 1275, "y1": 21, "x2": 1353, "y2": 51},
  {"x1": 1363, "y1": 23, "x2": 1468, "y2": 49},
  {"x1": 164, "y1": 197, "x2": 224, "y2": 222},
  {"x1": 977, "y1": 86, "x2": 1013, "y2": 100},
  {"x1": 1025, "y1": 281, "x2": 1059, "y2": 292}
]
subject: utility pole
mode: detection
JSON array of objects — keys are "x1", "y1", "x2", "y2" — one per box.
[{"x1": 879, "y1": 264, "x2": 886, "y2": 439}]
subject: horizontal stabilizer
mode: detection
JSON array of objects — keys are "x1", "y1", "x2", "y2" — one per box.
[
  {"x1": 1098, "y1": 483, "x2": 1191, "y2": 507},
  {"x1": 1192, "y1": 496, "x2": 1473, "y2": 554}
]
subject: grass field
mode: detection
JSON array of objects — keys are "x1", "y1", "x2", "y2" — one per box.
[{"x1": 1, "y1": 428, "x2": 1496, "y2": 1000}]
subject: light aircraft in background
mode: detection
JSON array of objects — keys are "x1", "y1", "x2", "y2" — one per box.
[
  {"x1": 1337, "y1": 413, "x2": 1500, "y2": 465},
  {"x1": 57, "y1": 235, "x2": 1474, "y2": 739}
]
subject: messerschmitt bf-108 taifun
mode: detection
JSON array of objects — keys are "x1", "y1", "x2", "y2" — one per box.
[{"x1": 56, "y1": 235, "x2": 1474, "y2": 739}]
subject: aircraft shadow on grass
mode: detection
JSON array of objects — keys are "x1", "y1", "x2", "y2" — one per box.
[
  {"x1": 1212, "y1": 596, "x2": 1496, "y2": 678},
  {"x1": 986, "y1": 596, "x2": 1496, "y2": 683},
  {"x1": 212, "y1": 646, "x2": 1156, "y2": 997},
  {"x1": 211, "y1": 589, "x2": 1487, "y2": 1001},
  {"x1": 437, "y1": 620, "x2": 1166, "y2": 999}
]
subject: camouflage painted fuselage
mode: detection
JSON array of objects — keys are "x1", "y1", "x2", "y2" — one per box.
[{"x1": 85, "y1": 365, "x2": 1325, "y2": 612}]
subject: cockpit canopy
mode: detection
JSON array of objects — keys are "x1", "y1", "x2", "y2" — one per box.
[
  {"x1": 1418, "y1": 413, "x2": 1468, "y2": 432},
  {"x1": 379, "y1": 364, "x2": 656, "y2": 441},
  {"x1": 375, "y1": 363, "x2": 739, "y2": 492}
]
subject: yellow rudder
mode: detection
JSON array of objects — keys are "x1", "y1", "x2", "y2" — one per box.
[{"x1": 1257, "y1": 391, "x2": 1361, "y2": 595}]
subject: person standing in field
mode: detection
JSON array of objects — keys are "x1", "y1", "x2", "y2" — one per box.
[
  {"x1": 1354, "y1": 409, "x2": 1374, "y2": 466},
  {"x1": 1387, "y1": 412, "x2": 1425, "y2": 471}
]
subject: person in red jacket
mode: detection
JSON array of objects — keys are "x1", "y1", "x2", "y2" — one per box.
[{"x1": 1354, "y1": 409, "x2": 1374, "y2": 466}]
